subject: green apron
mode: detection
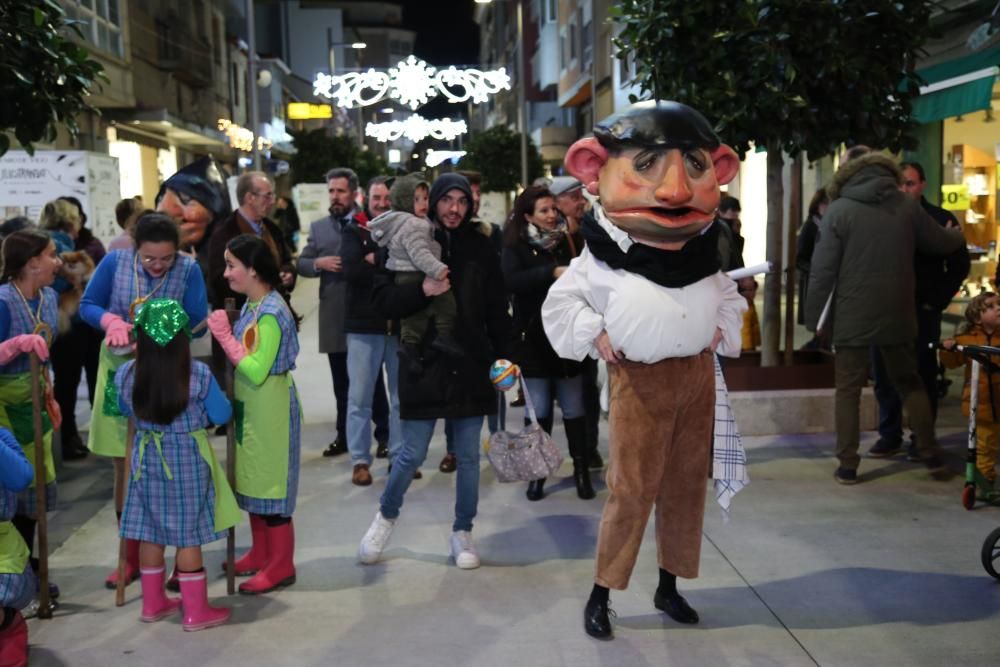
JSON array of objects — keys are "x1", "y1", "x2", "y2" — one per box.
[
  {"x1": 0, "y1": 520, "x2": 29, "y2": 574},
  {"x1": 87, "y1": 343, "x2": 130, "y2": 458},
  {"x1": 133, "y1": 429, "x2": 241, "y2": 533},
  {"x1": 0, "y1": 373, "x2": 55, "y2": 488},
  {"x1": 234, "y1": 372, "x2": 297, "y2": 500}
]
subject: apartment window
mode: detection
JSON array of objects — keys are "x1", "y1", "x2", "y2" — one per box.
[
  {"x1": 156, "y1": 20, "x2": 179, "y2": 61},
  {"x1": 560, "y1": 27, "x2": 568, "y2": 71},
  {"x1": 544, "y1": 0, "x2": 557, "y2": 23},
  {"x1": 68, "y1": 0, "x2": 124, "y2": 58},
  {"x1": 569, "y1": 19, "x2": 577, "y2": 62},
  {"x1": 580, "y1": 11, "x2": 592, "y2": 69},
  {"x1": 231, "y1": 63, "x2": 240, "y2": 107}
]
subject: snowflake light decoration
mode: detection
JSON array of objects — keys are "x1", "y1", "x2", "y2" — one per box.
[
  {"x1": 313, "y1": 56, "x2": 510, "y2": 110},
  {"x1": 365, "y1": 114, "x2": 468, "y2": 143}
]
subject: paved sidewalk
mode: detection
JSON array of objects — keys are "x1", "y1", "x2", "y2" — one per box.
[{"x1": 24, "y1": 280, "x2": 1000, "y2": 666}]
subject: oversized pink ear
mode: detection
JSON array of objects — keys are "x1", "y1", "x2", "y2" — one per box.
[
  {"x1": 565, "y1": 137, "x2": 608, "y2": 195},
  {"x1": 711, "y1": 145, "x2": 740, "y2": 185}
]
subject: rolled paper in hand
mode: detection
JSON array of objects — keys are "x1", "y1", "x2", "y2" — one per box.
[{"x1": 726, "y1": 262, "x2": 773, "y2": 281}]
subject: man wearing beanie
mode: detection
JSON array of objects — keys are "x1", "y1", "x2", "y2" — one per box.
[{"x1": 358, "y1": 173, "x2": 510, "y2": 570}]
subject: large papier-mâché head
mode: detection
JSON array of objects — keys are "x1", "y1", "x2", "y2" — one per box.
[{"x1": 564, "y1": 100, "x2": 739, "y2": 248}]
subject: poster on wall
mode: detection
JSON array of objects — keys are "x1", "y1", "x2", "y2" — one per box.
[{"x1": 0, "y1": 150, "x2": 121, "y2": 246}]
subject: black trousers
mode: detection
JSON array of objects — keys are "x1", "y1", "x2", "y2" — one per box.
[{"x1": 50, "y1": 319, "x2": 101, "y2": 443}]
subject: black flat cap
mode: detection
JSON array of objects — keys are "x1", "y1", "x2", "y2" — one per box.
[{"x1": 594, "y1": 100, "x2": 720, "y2": 153}]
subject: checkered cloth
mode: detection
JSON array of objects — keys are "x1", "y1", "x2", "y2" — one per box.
[
  {"x1": 712, "y1": 356, "x2": 749, "y2": 518},
  {"x1": 15, "y1": 482, "x2": 56, "y2": 518},
  {"x1": 0, "y1": 562, "x2": 35, "y2": 610}
]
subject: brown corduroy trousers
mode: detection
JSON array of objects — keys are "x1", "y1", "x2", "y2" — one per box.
[{"x1": 595, "y1": 353, "x2": 714, "y2": 590}]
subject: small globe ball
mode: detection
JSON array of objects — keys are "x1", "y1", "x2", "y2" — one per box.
[{"x1": 489, "y1": 359, "x2": 519, "y2": 391}]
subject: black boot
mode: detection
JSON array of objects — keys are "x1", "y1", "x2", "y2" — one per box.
[
  {"x1": 565, "y1": 417, "x2": 595, "y2": 499},
  {"x1": 584, "y1": 585, "x2": 614, "y2": 640},
  {"x1": 526, "y1": 478, "x2": 546, "y2": 501}
]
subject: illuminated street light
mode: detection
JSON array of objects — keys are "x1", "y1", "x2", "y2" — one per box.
[
  {"x1": 365, "y1": 114, "x2": 468, "y2": 143},
  {"x1": 314, "y1": 55, "x2": 511, "y2": 110}
]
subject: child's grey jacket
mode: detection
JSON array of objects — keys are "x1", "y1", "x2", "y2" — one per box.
[{"x1": 368, "y1": 210, "x2": 447, "y2": 278}]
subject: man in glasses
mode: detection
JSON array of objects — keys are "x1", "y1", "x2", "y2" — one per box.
[{"x1": 207, "y1": 171, "x2": 296, "y2": 314}]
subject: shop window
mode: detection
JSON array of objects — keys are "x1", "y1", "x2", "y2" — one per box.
[{"x1": 67, "y1": 0, "x2": 124, "y2": 58}]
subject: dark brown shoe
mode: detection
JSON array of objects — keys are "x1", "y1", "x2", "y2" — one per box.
[
  {"x1": 352, "y1": 464, "x2": 373, "y2": 486},
  {"x1": 438, "y1": 453, "x2": 457, "y2": 473}
]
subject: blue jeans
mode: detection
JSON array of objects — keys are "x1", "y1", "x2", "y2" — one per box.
[
  {"x1": 346, "y1": 333, "x2": 401, "y2": 466},
  {"x1": 522, "y1": 375, "x2": 585, "y2": 421},
  {"x1": 380, "y1": 415, "x2": 483, "y2": 532}
]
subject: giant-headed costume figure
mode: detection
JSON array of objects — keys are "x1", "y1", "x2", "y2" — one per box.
[
  {"x1": 542, "y1": 101, "x2": 749, "y2": 640},
  {"x1": 155, "y1": 156, "x2": 231, "y2": 275}
]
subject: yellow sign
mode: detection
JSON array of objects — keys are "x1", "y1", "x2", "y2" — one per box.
[
  {"x1": 287, "y1": 103, "x2": 333, "y2": 120},
  {"x1": 941, "y1": 184, "x2": 971, "y2": 211}
]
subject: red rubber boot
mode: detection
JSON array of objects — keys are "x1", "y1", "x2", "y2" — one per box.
[
  {"x1": 238, "y1": 521, "x2": 296, "y2": 595},
  {"x1": 105, "y1": 538, "x2": 140, "y2": 590},
  {"x1": 0, "y1": 610, "x2": 28, "y2": 667},
  {"x1": 224, "y1": 514, "x2": 269, "y2": 576}
]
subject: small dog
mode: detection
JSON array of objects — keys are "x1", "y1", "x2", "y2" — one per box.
[{"x1": 57, "y1": 250, "x2": 96, "y2": 334}]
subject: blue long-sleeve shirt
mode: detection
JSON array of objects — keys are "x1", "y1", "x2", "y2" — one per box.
[
  {"x1": 0, "y1": 428, "x2": 33, "y2": 492},
  {"x1": 117, "y1": 374, "x2": 232, "y2": 426},
  {"x1": 80, "y1": 253, "x2": 208, "y2": 336}
]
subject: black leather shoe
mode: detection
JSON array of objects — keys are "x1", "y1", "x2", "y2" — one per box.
[
  {"x1": 654, "y1": 590, "x2": 699, "y2": 624},
  {"x1": 322, "y1": 438, "x2": 347, "y2": 457},
  {"x1": 61, "y1": 434, "x2": 89, "y2": 461},
  {"x1": 588, "y1": 450, "x2": 604, "y2": 470},
  {"x1": 526, "y1": 478, "x2": 546, "y2": 501},
  {"x1": 375, "y1": 441, "x2": 389, "y2": 459},
  {"x1": 584, "y1": 597, "x2": 614, "y2": 640}
]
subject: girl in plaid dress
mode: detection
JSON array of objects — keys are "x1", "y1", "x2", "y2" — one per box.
[
  {"x1": 80, "y1": 212, "x2": 208, "y2": 590},
  {"x1": 115, "y1": 298, "x2": 238, "y2": 632},
  {"x1": 0, "y1": 230, "x2": 62, "y2": 614},
  {"x1": 0, "y1": 427, "x2": 37, "y2": 666},
  {"x1": 208, "y1": 234, "x2": 301, "y2": 595}
]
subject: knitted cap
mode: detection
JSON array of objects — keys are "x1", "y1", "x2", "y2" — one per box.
[{"x1": 389, "y1": 174, "x2": 429, "y2": 214}]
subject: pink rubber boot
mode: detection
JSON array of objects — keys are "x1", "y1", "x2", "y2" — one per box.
[
  {"x1": 178, "y1": 570, "x2": 230, "y2": 632},
  {"x1": 139, "y1": 566, "x2": 181, "y2": 622}
]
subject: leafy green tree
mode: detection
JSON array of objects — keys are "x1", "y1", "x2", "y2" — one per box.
[
  {"x1": 613, "y1": 0, "x2": 934, "y2": 365},
  {"x1": 0, "y1": 0, "x2": 105, "y2": 155},
  {"x1": 461, "y1": 125, "x2": 544, "y2": 192},
  {"x1": 289, "y1": 129, "x2": 390, "y2": 187}
]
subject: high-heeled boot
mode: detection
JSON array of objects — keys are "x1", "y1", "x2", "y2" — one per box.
[
  {"x1": 524, "y1": 414, "x2": 554, "y2": 500},
  {"x1": 565, "y1": 417, "x2": 595, "y2": 499}
]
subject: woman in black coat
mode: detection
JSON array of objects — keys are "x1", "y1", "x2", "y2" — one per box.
[{"x1": 502, "y1": 186, "x2": 594, "y2": 501}]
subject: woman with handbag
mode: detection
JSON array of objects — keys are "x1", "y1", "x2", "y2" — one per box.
[{"x1": 502, "y1": 186, "x2": 594, "y2": 501}]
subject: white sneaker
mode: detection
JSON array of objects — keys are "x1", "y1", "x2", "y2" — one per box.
[
  {"x1": 449, "y1": 530, "x2": 480, "y2": 570},
  {"x1": 358, "y1": 511, "x2": 395, "y2": 564}
]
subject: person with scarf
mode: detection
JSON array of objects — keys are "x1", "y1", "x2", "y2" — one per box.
[
  {"x1": 501, "y1": 185, "x2": 593, "y2": 502},
  {"x1": 542, "y1": 101, "x2": 749, "y2": 640}
]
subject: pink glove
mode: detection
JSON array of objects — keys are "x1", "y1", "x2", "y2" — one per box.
[
  {"x1": 0, "y1": 334, "x2": 49, "y2": 365},
  {"x1": 100, "y1": 313, "x2": 133, "y2": 348},
  {"x1": 207, "y1": 310, "x2": 246, "y2": 366}
]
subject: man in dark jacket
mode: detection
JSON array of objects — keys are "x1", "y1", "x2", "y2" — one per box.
[
  {"x1": 806, "y1": 149, "x2": 965, "y2": 484},
  {"x1": 357, "y1": 173, "x2": 510, "y2": 570},
  {"x1": 206, "y1": 171, "x2": 296, "y2": 310},
  {"x1": 869, "y1": 161, "x2": 970, "y2": 460},
  {"x1": 341, "y1": 205, "x2": 397, "y2": 486}
]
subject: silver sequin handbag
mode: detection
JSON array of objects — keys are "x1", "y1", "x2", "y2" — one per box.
[{"x1": 486, "y1": 378, "x2": 563, "y2": 482}]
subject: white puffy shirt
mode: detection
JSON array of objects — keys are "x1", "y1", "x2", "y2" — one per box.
[{"x1": 541, "y1": 246, "x2": 747, "y2": 364}]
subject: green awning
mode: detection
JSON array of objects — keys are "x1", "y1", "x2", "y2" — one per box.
[{"x1": 912, "y1": 44, "x2": 1000, "y2": 124}]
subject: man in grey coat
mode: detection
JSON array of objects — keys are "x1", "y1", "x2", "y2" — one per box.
[
  {"x1": 806, "y1": 148, "x2": 965, "y2": 485},
  {"x1": 298, "y1": 167, "x2": 367, "y2": 456}
]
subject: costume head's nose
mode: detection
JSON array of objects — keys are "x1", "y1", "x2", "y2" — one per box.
[{"x1": 653, "y1": 151, "x2": 694, "y2": 206}]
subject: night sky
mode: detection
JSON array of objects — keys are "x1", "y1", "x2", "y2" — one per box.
[{"x1": 399, "y1": 0, "x2": 480, "y2": 66}]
